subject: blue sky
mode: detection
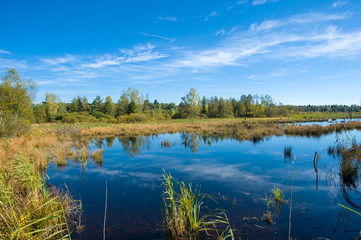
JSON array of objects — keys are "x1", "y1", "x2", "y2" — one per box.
[{"x1": 0, "y1": 0, "x2": 360, "y2": 105}]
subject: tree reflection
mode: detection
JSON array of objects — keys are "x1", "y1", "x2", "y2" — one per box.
[
  {"x1": 180, "y1": 133, "x2": 202, "y2": 153},
  {"x1": 117, "y1": 136, "x2": 149, "y2": 157}
]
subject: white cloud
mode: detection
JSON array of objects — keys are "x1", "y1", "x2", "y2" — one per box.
[
  {"x1": 252, "y1": 0, "x2": 279, "y2": 5},
  {"x1": 0, "y1": 49, "x2": 11, "y2": 55},
  {"x1": 332, "y1": 0, "x2": 348, "y2": 8},
  {"x1": 215, "y1": 28, "x2": 225, "y2": 36},
  {"x1": 139, "y1": 32, "x2": 175, "y2": 42},
  {"x1": 252, "y1": 0, "x2": 267, "y2": 5},
  {"x1": 42, "y1": 54, "x2": 78, "y2": 66},
  {"x1": 203, "y1": 11, "x2": 220, "y2": 21},
  {"x1": 168, "y1": 12, "x2": 360, "y2": 68},
  {"x1": 156, "y1": 15, "x2": 177, "y2": 22}
]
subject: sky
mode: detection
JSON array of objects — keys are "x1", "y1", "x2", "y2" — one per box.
[{"x1": 0, "y1": 0, "x2": 360, "y2": 105}]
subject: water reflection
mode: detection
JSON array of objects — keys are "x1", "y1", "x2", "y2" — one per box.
[
  {"x1": 326, "y1": 136, "x2": 361, "y2": 209},
  {"x1": 45, "y1": 130, "x2": 361, "y2": 240}
]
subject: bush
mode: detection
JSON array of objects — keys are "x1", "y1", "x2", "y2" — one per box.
[
  {"x1": 92, "y1": 111, "x2": 114, "y2": 122},
  {"x1": 0, "y1": 114, "x2": 31, "y2": 137},
  {"x1": 57, "y1": 112, "x2": 97, "y2": 123},
  {"x1": 116, "y1": 113, "x2": 153, "y2": 123}
]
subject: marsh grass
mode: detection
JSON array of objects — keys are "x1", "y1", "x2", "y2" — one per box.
[
  {"x1": 162, "y1": 171, "x2": 234, "y2": 240},
  {"x1": 0, "y1": 155, "x2": 80, "y2": 239},
  {"x1": 264, "y1": 186, "x2": 286, "y2": 225}
]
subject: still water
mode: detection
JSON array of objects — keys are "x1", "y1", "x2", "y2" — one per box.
[{"x1": 47, "y1": 129, "x2": 361, "y2": 240}]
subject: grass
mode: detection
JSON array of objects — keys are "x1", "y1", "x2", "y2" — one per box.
[
  {"x1": 265, "y1": 186, "x2": 286, "y2": 216},
  {"x1": 0, "y1": 155, "x2": 80, "y2": 239},
  {"x1": 162, "y1": 171, "x2": 234, "y2": 240}
]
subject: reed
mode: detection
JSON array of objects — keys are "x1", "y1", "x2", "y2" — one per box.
[
  {"x1": 0, "y1": 155, "x2": 80, "y2": 239},
  {"x1": 162, "y1": 171, "x2": 234, "y2": 240}
]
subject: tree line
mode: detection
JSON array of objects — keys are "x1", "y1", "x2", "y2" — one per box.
[{"x1": 1, "y1": 68, "x2": 361, "y2": 134}]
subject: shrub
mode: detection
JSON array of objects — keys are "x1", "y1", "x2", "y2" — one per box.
[
  {"x1": 0, "y1": 114, "x2": 31, "y2": 137},
  {"x1": 116, "y1": 113, "x2": 153, "y2": 123}
]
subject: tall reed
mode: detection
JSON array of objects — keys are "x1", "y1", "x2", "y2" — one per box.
[
  {"x1": 0, "y1": 155, "x2": 80, "y2": 239},
  {"x1": 162, "y1": 171, "x2": 234, "y2": 240}
]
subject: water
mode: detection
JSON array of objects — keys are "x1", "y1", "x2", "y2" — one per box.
[
  {"x1": 47, "y1": 129, "x2": 361, "y2": 240},
  {"x1": 288, "y1": 118, "x2": 361, "y2": 126}
]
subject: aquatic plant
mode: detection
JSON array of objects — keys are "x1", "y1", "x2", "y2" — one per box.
[
  {"x1": 265, "y1": 186, "x2": 286, "y2": 217},
  {"x1": 162, "y1": 171, "x2": 234, "y2": 240}
]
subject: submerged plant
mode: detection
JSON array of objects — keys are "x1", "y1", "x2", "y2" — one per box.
[{"x1": 162, "y1": 171, "x2": 234, "y2": 240}]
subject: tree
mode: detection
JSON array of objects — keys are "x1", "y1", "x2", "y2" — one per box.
[
  {"x1": 180, "y1": 88, "x2": 201, "y2": 118},
  {"x1": 69, "y1": 97, "x2": 78, "y2": 113},
  {"x1": 81, "y1": 96, "x2": 91, "y2": 112},
  {"x1": 45, "y1": 93, "x2": 61, "y2": 121},
  {"x1": 116, "y1": 93, "x2": 129, "y2": 117},
  {"x1": 103, "y1": 96, "x2": 115, "y2": 116},
  {"x1": 92, "y1": 96, "x2": 103, "y2": 112},
  {"x1": 127, "y1": 100, "x2": 137, "y2": 114},
  {"x1": 0, "y1": 68, "x2": 35, "y2": 120},
  {"x1": 0, "y1": 68, "x2": 36, "y2": 136}
]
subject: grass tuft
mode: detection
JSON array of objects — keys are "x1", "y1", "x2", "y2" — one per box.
[{"x1": 162, "y1": 171, "x2": 234, "y2": 240}]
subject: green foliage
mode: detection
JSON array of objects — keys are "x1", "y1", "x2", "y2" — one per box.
[
  {"x1": 45, "y1": 93, "x2": 61, "y2": 121},
  {"x1": 162, "y1": 171, "x2": 234, "y2": 240},
  {"x1": 0, "y1": 113, "x2": 31, "y2": 137},
  {"x1": 127, "y1": 100, "x2": 137, "y2": 114},
  {"x1": 0, "y1": 68, "x2": 35, "y2": 136},
  {"x1": 103, "y1": 96, "x2": 115, "y2": 117},
  {"x1": 179, "y1": 88, "x2": 202, "y2": 118},
  {"x1": 116, "y1": 113, "x2": 153, "y2": 123},
  {"x1": 57, "y1": 112, "x2": 98, "y2": 123}
]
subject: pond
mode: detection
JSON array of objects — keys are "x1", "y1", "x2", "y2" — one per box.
[{"x1": 46, "y1": 129, "x2": 361, "y2": 240}]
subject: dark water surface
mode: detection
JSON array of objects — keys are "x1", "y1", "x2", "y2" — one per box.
[{"x1": 47, "y1": 129, "x2": 361, "y2": 240}]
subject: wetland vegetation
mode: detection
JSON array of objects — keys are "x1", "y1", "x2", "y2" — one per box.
[{"x1": 1, "y1": 68, "x2": 361, "y2": 239}]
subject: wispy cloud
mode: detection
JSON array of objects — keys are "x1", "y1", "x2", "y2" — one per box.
[
  {"x1": 168, "y1": 12, "x2": 359, "y2": 68},
  {"x1": 252, "y1": 0, "x2": 278, "y2": 6},
  {"x1": 0, "y1": 49, "x2": 11, "y2": 55},
  {"x1": 202, "y1": 11, "x2": 219, "y2": 21},
  {"x1": 156, "y1": 15, "x2": 177, "y2": 22},
  {"x1": 139, "y1": 32, "x2": 175, "y2": 42},
  {"x1": 41, "y1": 54, "x2": 78, "y2": 66},
  {"x1": 215, "y1": 28, "x2": 225, "y2": 36},
  {"x1": 332, "y1": 0, "x2": 348, "y2": 8}
]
